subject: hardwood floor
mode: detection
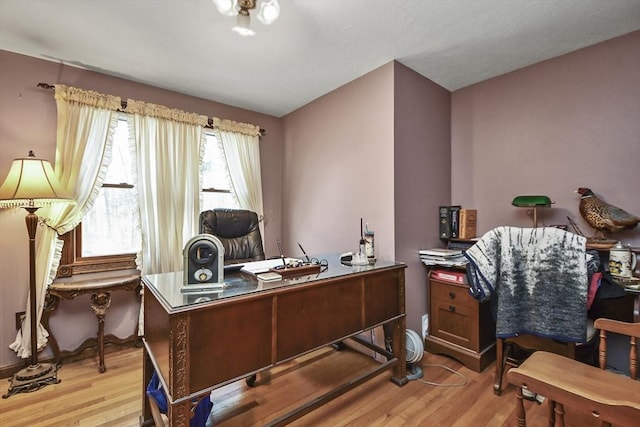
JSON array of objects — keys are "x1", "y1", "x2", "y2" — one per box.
[{"x1": 0, "y1": 346, "x2": 608, "y2": 427}]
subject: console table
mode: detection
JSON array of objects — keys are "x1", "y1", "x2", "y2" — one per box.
[
  {"x1": 141, "y1": 254, "x2": 407, "y2": 426},
  {"x1": 43, "y1": 271, "x2": 141, "y2": 372}
]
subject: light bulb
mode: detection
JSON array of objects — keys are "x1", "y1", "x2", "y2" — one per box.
[
  {"x1": 257, "y1": 0, "x2": 280, "y2": 25},
  {"x1": 232, "y1": 12, "x2": 255, "y2": 36},
  {"x1": 212, "y1": 0, "x2": 238, "y2": 16}
]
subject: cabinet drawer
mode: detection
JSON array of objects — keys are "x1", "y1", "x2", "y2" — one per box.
[
  {"x1": 430, "y1": 296, "x2": 478, "y2": 350},
  {"x1": 429, "y1": 278, "x2": 482, "y2": 351},
  {"x1": 430, "y1": 279, "x2": 474, "y2": 309}
]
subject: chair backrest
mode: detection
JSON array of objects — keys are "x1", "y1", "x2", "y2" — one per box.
[
  {"x1": 594, "y1": 318, "x2": 640, "y2": 380},
  {"x1": 199, "y1": 209, "x2": 265, "y2": 264}
]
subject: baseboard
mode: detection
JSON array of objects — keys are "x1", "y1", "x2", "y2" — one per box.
[{"x1": 0, "y1": 337, "x2": 140, "y2": 380}]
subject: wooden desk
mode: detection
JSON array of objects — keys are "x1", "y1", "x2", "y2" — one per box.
[
  {"x1": 44, "y1": 271, "x2": 141, "y2": 372},
  {"x1": 141, "y1": 255, "x2": 407, "y2": 426}
]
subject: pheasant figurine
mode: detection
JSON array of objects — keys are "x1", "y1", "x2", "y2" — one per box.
[{"x1": 576, "y1": 187, "x2": 640, "y2": 238}]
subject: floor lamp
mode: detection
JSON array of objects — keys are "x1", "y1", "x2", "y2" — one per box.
[{"x1": 0, "y1": 151, "x2": 74, "y2": 398}]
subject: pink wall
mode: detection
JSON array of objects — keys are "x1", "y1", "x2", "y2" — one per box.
[
  {"x1": 452, "y1": 31, "x2": 640, "y2": 246},
  {"x1": 282, "y1": 62, "x2": 396, "y2": 260},
  {"x1": 0, "y1": 50, "x2": 283, "y2": 369},
  {"x1": 394, "y1": 63, "x2": 451, "y2": 333},
  {"x1": 282, "y1": 62, "x2": 451, "y2": 334}
]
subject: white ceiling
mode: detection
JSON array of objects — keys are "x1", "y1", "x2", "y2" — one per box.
[{"x1": 1, "y1": 0, "x2": 639, "y2": 117}]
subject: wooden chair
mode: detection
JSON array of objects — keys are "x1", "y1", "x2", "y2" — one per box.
[
  {"x1": 507, "y1": 318, "x2": 640, "y2": 426},
  {"x1": 494, "y1": 319, "x2": 597, "y2": 395}
]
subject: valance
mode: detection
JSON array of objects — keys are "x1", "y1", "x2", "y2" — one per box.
[
  {"x1": 126, "y1": 99, "x2": 209, "y2": 127},
  {"x1": 212, "y1": 117, "x2": 262, "y2": 137},
  {"x1": 41, "y1": 83, "x2": 262, "y2": 135},
  {"x1": 54, "y1": 84, "x2": 121, "y2": 110}
]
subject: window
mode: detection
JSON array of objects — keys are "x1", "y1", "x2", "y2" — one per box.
[
  {"x1": 58, "y1": 121, "x2": 238, "y2": 277},
  {"x1": 201, "y1": 132, "x2": 239, "y2": 211},
  {"x1": 81, "y1": 118, "x2": 139, "y2": 257}
]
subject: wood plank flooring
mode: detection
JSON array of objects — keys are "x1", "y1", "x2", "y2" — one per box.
[{"x1": 0, "y1": 346, "x2": 609, "y2": 426}]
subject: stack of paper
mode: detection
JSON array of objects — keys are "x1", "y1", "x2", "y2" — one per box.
[{"x1": 419, "y1": 248, "x2": 468, "y2": 267}]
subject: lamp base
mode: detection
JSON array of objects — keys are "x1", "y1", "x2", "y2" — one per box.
[{"x1": 2, "y1": 362, "x2": 60, "y2": 398}]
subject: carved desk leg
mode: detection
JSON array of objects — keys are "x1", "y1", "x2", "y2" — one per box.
[{"x1": 89, "y1": 291, "x2": 112, "y2": 373}]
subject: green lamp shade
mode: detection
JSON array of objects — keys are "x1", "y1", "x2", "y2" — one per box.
[{"x1": 511, "y1": 195, "x2": 553, "y2": 207}]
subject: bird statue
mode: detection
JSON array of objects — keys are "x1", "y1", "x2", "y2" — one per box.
[{"x1": 576, "y1": 187, "x2": 640, "y2": 239}]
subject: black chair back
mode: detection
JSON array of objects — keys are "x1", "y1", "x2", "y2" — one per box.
[{"x1": 199, "y1": 209, "x2": 265, "y2": 264}]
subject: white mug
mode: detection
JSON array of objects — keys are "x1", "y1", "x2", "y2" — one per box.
[{"x1": 609, "y1": 242, "x2": 637, "y2": 278}]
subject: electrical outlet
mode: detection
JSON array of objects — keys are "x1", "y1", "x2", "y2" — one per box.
[{"x1": 15, "y1": 311, "x2": 25, "y2": 330}]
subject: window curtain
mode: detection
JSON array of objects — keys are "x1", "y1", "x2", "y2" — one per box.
[
  {"x1": 10, "y1": 85, "x2": 119, "y2": 358},
  {"x1": 213, "y1": 118, "x2": 265, "y2": 236},
  {"x1": 127, "y1": 100, "x2": 207, "y2": 275}
]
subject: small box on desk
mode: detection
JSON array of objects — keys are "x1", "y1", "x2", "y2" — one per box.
[{"x1": 269, "y1": 263, "x2": 321, "y2": 278}]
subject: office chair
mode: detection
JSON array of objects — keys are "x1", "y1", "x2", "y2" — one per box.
[
  {"x1": 464, "y1": 226, "x2": 596, "y2": 395},
  {"x1": 199, "y1": 208, "x2": 265, "y2": 264}
]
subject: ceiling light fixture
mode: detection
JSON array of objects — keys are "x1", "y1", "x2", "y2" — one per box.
[{"x1": 213, "y1": 0, "x2": 280, "y2": 36}]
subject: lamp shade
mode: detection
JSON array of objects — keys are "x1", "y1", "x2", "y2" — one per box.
[
  {"x1": 511, "y1": 195, "x2": 553, "y2": 207},
  {"x1": 0, "y1": 151, "x2": 74, "y2": 208}
]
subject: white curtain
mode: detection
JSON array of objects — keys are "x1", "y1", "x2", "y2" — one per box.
[
  {"x1": 127, "y1": 100, "x2": 207, "y2": 275},
  {"x1": 213, "y1": 118, "x2": 264, "y2": 234},
  {"x1": 10, "y1": 85, "x2": 119, "y2": 358}
]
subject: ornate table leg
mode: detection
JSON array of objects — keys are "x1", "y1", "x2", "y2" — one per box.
[{"x1": 89, "y1": 291, "x2": 112, "y2": 373}]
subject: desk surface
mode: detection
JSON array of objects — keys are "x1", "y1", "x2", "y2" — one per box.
[
  {"x1": 144, "y1": 254, "x2": 403, "y2": 311},
  {"x1": 142, "y1": 254, "x2": 407, "y2": 426}
]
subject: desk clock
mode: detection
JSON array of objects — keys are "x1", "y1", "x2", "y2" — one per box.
[{"x1": 183, "y1": 234, "x2": 225, "y2": 287}]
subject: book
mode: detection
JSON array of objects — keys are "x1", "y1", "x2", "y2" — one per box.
[
  {"x1": 459, "y1": 209, "x2": 477, "y2": 239},
  {"x1": 439, "y1": 205, "x2": 461, "y2": 239},
  {"x1": 419, "y1": 248, "x2": 463, "y2": 257},
  {"x1": 439, "y1": 206, "x2": 451, "y2": 239},
  {"x1": 450, "y1": 206, "x2": 461, "y2": 238},
  {"x1": 431, "y1": 269, "x2": 468, "y2": 285},
  {"x1": 420, "y1": 256, "x2": 468, "y2": 267}
]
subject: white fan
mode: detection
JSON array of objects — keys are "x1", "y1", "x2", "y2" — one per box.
[{"x1": 406, "y1": 329, "x2": 424, "y2": 380}]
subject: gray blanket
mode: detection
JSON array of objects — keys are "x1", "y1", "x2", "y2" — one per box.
[{"x1": 464, "y1": 226, "x2": 588, "y2": 343}]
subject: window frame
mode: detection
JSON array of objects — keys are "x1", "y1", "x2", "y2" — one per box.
[
  {"x1": 57, "y1": 127, "x2": 236, "y2": 278},
  {"x1": 57, "y1": 223, "x2": 138, "y2": 278}
]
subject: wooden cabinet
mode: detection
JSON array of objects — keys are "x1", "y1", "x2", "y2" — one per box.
[{"x1": 425, "y1": 272, "x2": 496, "y2": 372}]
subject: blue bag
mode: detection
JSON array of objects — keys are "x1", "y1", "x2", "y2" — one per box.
[{"x1": 146, "y1": 371, "x2": 212, "y2": 427}]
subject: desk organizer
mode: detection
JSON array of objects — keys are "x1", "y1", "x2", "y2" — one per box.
[{"x1": 269, "y1": 263, "x2": 321, "y2": 278}]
